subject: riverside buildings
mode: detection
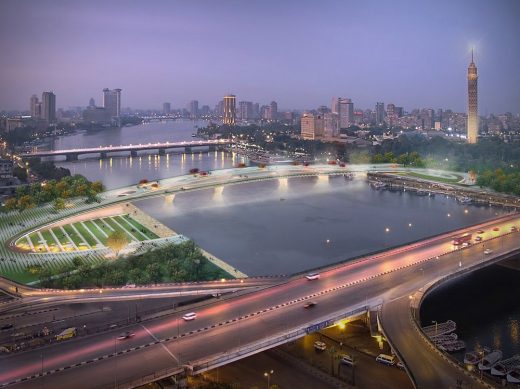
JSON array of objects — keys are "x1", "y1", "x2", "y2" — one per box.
[
  {"x1": 102, "y1": 88, "x2": 122, "y2": 120},
  {"x1": 223, "y1": 94, "x2": 236, "y2": 125}
]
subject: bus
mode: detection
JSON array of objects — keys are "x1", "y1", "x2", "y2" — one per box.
[
  {"x1": 56, "y1": 327, "x2": 76, "y2": 341},
  {"x1": 452, "y1": 233, "x2": 472, "y2": 245}
]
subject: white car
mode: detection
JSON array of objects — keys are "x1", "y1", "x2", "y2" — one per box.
[
  {"x1": 314, "y1": 341, "x2": 326, "y2": 351},
  {"x1": 484, "y1": 249, "x2": 493, "y2": 255},
  {"x1": 305, "y1": 273, "x2": 320, "y2": 281},
  {"x1": 182, "y1": 312, "x2": 197, "y2": 321}
]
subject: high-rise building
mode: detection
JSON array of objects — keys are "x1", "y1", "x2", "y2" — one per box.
[
  {"x1": 189, "y1": 100, "x2": 199, "y2": 119},
  {"x1": 30, "y1": 95, "x2": 40, "y2": 118},
  {"x1": 467, "y1": 50, "x2": 478, "y2": 144},
  {"x1": 163, "y1": 102, "x2": 171, "y2": 114},
  {"x1": 375, "y1": 102, "x2": 385, "y2": 125},
  {"x1": 89, "y1": 98, "x2": 96, "y2": 108},
  {"x1": 223, "y1": 95, "x2": 236, "y2": 125},
  {"x1": 41, "y1": 91, "x2": 56, "y2": 123},
  {"x1": 301, "y1": 113, "x2": 324, "y2": 140},
  {"x1": 331, "y1": 97, "x2": 339, "y2": 114},
  {"x1": 269, "y1": 101, "x2": 278, "y2": 120},
  {"x1": 338, "y1": 98, "x2": 354, "y2": 129},
  {"x1": 200, "y1": 105, "x2": 210, "y2": 116},
  {"x1": 324, "y1": 112, "x2": 339, "y2": 137},
  {"x1": 239, "y1": 101, "x2": 254, "y2": 120},
  {"x1": 103, "y1": 88, "x2": 122, "y2": 119}
]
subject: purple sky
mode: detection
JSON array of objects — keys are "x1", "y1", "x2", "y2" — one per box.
[{"x1": 1, "y1": 0, "x2": 519, "y2": 113}]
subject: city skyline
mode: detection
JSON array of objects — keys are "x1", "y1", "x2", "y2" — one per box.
[{"x1": 1, "y1": 0, "x2": 519, "y2": 113}]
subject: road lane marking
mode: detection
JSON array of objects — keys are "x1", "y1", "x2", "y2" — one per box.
[{"x1": 140, "y1": 324, "x2": 178, "y2": 363}]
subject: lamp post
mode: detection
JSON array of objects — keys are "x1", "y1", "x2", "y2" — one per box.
[
  {"x1": 264, "y1": 370, "x2": 274, "y2": 389},
  {"x1": 432, "y1": 320, "x2": 438, "y2": 336}
]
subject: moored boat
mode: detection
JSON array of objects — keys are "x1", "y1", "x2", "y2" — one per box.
[
  {"x1": 491, "y1": 354, "x2": 520, "y2": 377},
  {"x1": 478, "y1": 350, "x2": 502, "y2": 371},
  {"x1": 507, "y1": 368, "x2": 520, "y2": 384}
]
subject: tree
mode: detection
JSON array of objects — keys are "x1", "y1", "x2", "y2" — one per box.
[
  {"x1": 106, "y1": 230, "x2": 129, "y2": 256},
  {"x1": 4, "y1": 198, "x2": 17, "y2": 211},
  {"x1": 53, "y1": 197, "x2": 66, "y2": 212}
]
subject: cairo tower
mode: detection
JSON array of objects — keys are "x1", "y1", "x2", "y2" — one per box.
[{"x1": 467, "y1": 50, "x2": 478, "y2": 144}]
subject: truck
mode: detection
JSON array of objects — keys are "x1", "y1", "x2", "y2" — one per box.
[{"x1": 452, "y1": 233, "x2": 472, "y2": 245}]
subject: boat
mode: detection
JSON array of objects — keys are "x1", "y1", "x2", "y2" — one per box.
[
  {"x1": 464, "y1": 347, "x2": 491, "y2": 365},
  {"x1": 422, "y1": 320, "x2": 456, "y2": 337},
  {"x1": 371, "y1": 181, "x2": 387, "y2": 190},
  {"x1": 507, "y1": 368, "x2": 520, "y2": 384},
  {"x1": 430, "y1": 333, "x2": 458, "y2": 343},
  {"x1": 478, "y1": 349, "x2": 502, "y2": 371},
  {"x1": 491, "y1": 354, "x2": 520, "y2": 377},
  {"x1": 438, "y1": 340, "x2": 466, "y2": 353},
  {"x1": 416, "y1": 190, "x2": 429, "y2": 196},
  {"x1": 191, "y1": 133, "x2": 197, "y2": 137}
]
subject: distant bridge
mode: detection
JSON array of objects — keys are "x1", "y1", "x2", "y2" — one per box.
[{"x1": 22, "y1": 139, "x2": 234, "y2": 161}]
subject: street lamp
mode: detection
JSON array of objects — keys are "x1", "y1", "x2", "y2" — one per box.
[
  {"x1": 432, "y1": 320, "x2": 438, "y2": 336},
  {"x1": 264, "y1": 370, "x2": 274, "y2": 389}
]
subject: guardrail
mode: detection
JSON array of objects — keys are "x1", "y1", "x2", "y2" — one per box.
[{"x1": 101, "y1": 305, "x2": 369, "y2": 389}]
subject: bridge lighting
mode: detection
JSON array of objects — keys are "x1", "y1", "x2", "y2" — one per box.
[
  {"x1": 385, "y1": 227, "x2": 390, "y2": 232},
  {"x1": 464, "y1": 209, "x2": 468, "y2": 214},
  {"x1": 408, "y1": 223, "x2": 412, "y2": 227}
]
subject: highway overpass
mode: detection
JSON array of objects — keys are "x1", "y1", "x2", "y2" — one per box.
[{"x1": 1, "y1": 213, "x2": 519, "y2": 388}]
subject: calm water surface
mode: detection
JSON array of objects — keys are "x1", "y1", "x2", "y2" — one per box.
[
  {"x1": 134, "y1": 176, "x2": 508, "y2": 276},
  {"x1": 421, "y1": 264, "x2": 520, "y2": 363}
]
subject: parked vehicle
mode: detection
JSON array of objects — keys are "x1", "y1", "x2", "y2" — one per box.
[
  {"x1": 376, "y1": 354, "x2": 396, "y2": 366},
  {"x1": 340, "y1": 354, "x2": 355, "y2": 366}
]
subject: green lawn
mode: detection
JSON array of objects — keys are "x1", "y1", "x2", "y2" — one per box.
[
  {"x1": 73, "y1": 222, "x2": 98, "y2": 247},
  {"x1": 83, "y1": 220, "x2": 107, "y2": 242},
  {"x1": 113, "y1": 215, "x2": 147, "y2": 241},
  {"x1": 52, "y1": 227, "x2": 72, "y2": 246},
  {"x1": 123, "y1": 215, "x2": 159, "y2": 239},
  {"x1": 62, "y1": 224, "x2": 84, "y2": 247},
  {"x1": 17, "y1": 214, "x2": 159, "y2": 253}
]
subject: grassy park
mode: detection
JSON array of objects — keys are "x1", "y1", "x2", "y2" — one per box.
[{"x1": 16, "y1": 214, "x2": 159, "y2": 253}]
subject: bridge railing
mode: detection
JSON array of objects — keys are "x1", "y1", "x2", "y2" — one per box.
[{"x1": 102, "y1": 305, "x2": 369, "y2": 389}]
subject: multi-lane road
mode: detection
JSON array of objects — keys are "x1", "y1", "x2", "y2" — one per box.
[{"x1": 1, "y1": 213, "x2": 519, "y2": 388}]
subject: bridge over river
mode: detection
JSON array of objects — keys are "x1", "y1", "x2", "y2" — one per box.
[
  {"x1": 21, "y1": 139, "x2": 233, "y2": 161},
  {"x1": 1, "y1": 212, "x2": 518, "y2": 388}
]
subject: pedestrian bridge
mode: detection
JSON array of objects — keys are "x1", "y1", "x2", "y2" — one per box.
[{"x1": 22, "y1": 139, "x2": 234, "y2": 161}]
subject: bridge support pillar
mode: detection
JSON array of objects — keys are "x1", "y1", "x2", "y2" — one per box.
[
  {"x1": 65, "y1": 153, "x2": 78, "y2": 161},
  {"x1": 158, "y1": 148, "x2": 166, "y2": 156},
  {"x1": 184, "y1": 147, "x2": 192, "y2": 153},
  {"x1": 130, "y1": 150, "x2": 138, "y2": 157},
  {"x1": 100, "y1": 152, "x2": 108, "y2": 159}
]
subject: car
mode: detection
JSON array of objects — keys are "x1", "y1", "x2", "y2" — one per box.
[
  {"x1": 182, "y1": 312, "x2": 197, "y2": 321},
  {"x1": 510, "y1": 226, "x2": 518, "y2": 232},
  {"x1": 475, "y1": 236, "x2": 482, "y2": 242},
  {"x1": 493, "y1": 227, "x2": 500, "y2": 231},
  {"x1": 314, "y1": 341, "x2": 327, "y2": 351},
  {"x1": 116, "y1": 331, "x2": 135, "y2": 340},
  {"x1": 484, "y1": 249, "x2": 493, "y2": 255},
  {"x1": 0, "y1": 324, "x2": 13, "y2": 331},
  {"x1": 396, "y1": 361, "x2": 405, "y2": 370},
  {"x1": 305, "y1": 273, "x2": 320, "y2": 281},
  {"x1": 304, "y1": 301, "x2": 317, "y2": 309},
  {"x1": 340, "y1": 354, "x2": 355, "y2": 366},
  {"x1": 462, "y1": 242, "x2": 470, "y2": 247},
  {"x1": 476, "y1": 230, "x2": 484, "y2": 234},
  {"x1": 376, "y1": 354, "x2": 396, "y2": 366}
]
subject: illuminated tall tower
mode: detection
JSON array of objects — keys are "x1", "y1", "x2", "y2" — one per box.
[
  {"x1": 223, "y1": 94, "x2": 236, "y2": 125},
  {"x1": 467, "y1": 49, "x2": 478, "y2": 144}
]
